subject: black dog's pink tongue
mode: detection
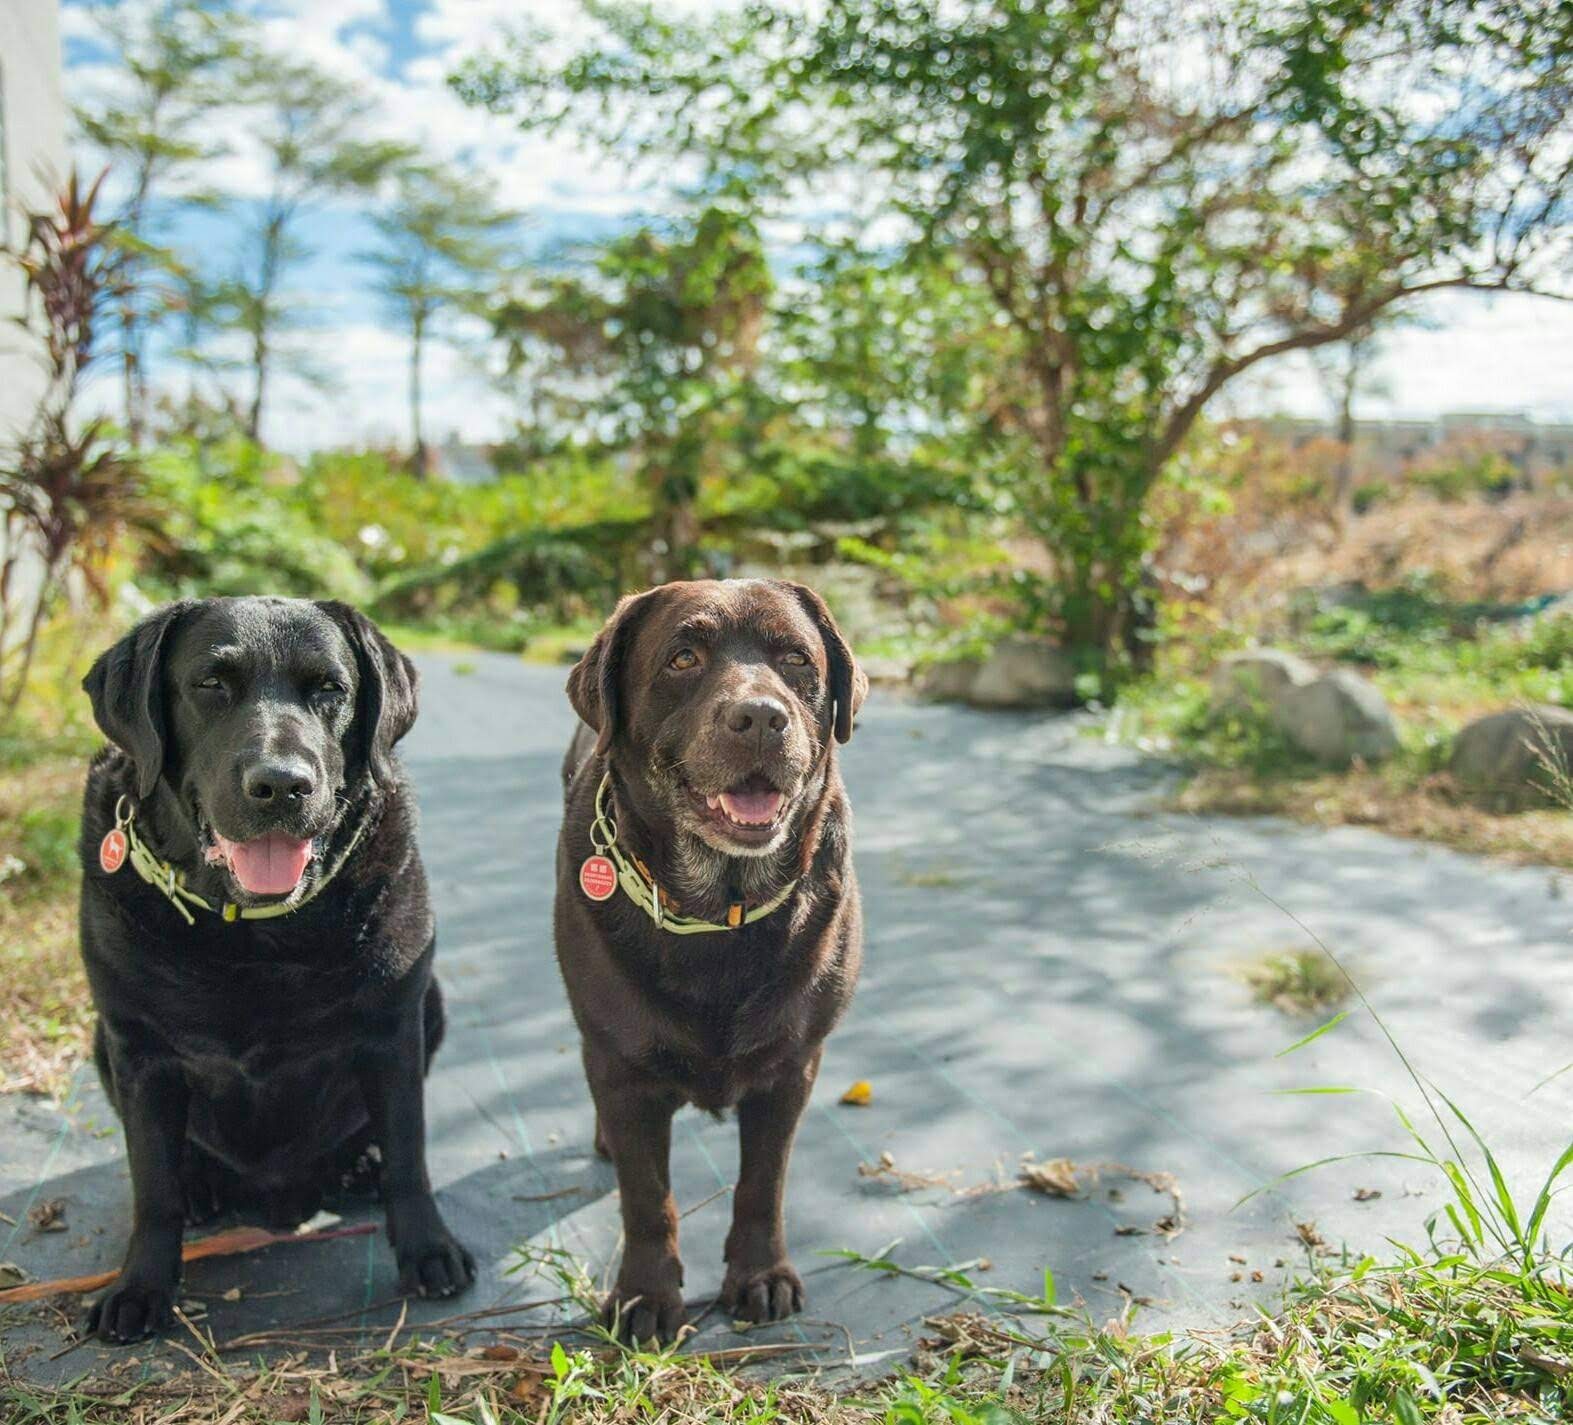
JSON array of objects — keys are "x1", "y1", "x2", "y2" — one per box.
[{"x1": 214, "y1": 832, "x2": 313, "y2": 896}]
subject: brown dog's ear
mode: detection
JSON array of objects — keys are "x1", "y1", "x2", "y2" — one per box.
[
  {"x1": 317, "y1": 602, "x2": 419, "y2": 788},
  {"x1": 82, "y1": 602, "x2": 195, "y2": 799},
  {"x1": 785, "y1": 583, "x2": 868, "y2": 744},
  {"x1": 568, "y1": 587, "x2": 662, "y2": 757}
]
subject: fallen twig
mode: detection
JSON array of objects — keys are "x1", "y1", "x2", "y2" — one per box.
[{"x1": 0, "y1": 1222, "x2": 378, "y2": 1305}]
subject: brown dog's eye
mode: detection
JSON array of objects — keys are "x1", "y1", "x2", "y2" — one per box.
[
  {"x1": 782, "y1": 651, "x2": 810, "y2": 668},
  {"x1": 668, "y1": 649, "x2": 699, "y2": 671}
]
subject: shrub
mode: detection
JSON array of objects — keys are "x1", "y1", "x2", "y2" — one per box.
[{"x1": 140, "y1": 440, "x2": 370, "y2": 603}]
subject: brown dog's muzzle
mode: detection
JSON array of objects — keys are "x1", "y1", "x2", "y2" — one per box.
[{"x1": 666, "y1": 685, "x2": 818, "y2": 853}]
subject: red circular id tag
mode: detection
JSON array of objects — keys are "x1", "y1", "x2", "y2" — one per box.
[
  {"x1": 580, "y1": 855, "x2": 617, "y2": 902},
  {"x1": 99, "y1": 828, "x2": 128, "y2": 875}
]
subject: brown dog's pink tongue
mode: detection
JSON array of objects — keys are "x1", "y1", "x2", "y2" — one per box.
[
  {"x1": 718, "y1": 788, "x2": 783, "y2": 826},
  {"x1": 216, "y1": 832, "x2": 313, "y2": 895}
]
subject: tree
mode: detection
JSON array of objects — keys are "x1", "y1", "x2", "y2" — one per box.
[
  {"x1": 489, "y1": 204, "x2": 770, "y2": 571},
  {"x1": 457, "y1": 0, "x2": 1573, "y2": 657},
  {"x1": 1310, "y1": 325, "x2": 1380, "y2": 509},
  {"x1": 362, "y1": 165, "x2": 517, "y2": 475},
  {"x1": 74, "y1": 0, "x2": 242, "y2": 445},
  {"x1": 228, "y1": 52, "x2": 409, "y2": 441}
]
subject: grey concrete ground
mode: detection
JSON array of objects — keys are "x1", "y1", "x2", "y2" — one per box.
[{"x1": 5, "y1": 652, "x2": 1573, "y2": 1386}]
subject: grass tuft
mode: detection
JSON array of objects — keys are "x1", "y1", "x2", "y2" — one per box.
[{"x1": 1236, "y1": 948, "x2": 1351, "y2": 1016}]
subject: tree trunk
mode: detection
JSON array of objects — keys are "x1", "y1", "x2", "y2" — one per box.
[
  {"x1": 122, "y1": 300, "x2": 143, "y2": 446},
  {"x1": 247, "y1": 328, "x2": 268, "y2": 443},
  {"x1": 1334, "y1": 349, "x2": 1358, "y2": 509},
  {"x1": 410, "y1": 314, "x2": 427, "y2": 478}
]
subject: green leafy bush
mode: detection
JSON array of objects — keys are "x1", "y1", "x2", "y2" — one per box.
[{"x1": 141, "y1": 440, "x2": 371, "y2": 603}]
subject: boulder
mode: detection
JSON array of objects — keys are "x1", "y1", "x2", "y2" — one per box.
[
  {"x1": 1276, "y1": 669, "x2": 1400, "y2": 766},
  {"x1": 966, "y1": 637, "x2": 1078, "y2": 709},
  {"x1": 1210, "y1": 649, "x2": 1317, "y2": 715},
  {"x1": 916, "y1": 657, "x2": 982, "y2": 703},
  {"x1": 1450, "y1": 704, "x2": 1573, "y2": 810}
]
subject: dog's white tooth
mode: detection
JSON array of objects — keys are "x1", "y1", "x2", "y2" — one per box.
[{"x1": 707, "y1": 794, "x2": 721, "y2": 810}]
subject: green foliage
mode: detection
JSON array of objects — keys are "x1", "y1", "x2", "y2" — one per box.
[
  {"x1": 140, "y1": 440, "x2": 371, "y2": 603},
  {"x1": 489, "y1": 203, "x2": 771, "y2": 573},
  {"x1": 458, "y1": 0, "x2": 1573, "y2": 656},
  {"x1": 1409, "y1": 451, "x2": 1518, "y2": 503},
  {"x1": 1112, "y1": 677, "x2": 1314, "y2": 776}
]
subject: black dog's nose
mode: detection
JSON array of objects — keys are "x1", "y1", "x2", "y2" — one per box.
[
  {"x1": 242, "y1": 760, "x2": 316, "y2": 803},
  {"x1": 725, "y1": 696, "x2": 790, "y2": 740}
]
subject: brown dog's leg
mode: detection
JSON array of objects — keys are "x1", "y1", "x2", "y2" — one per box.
[
  {"x1": 593, "y1": 1112, "x2": 611, "y2": 1160},
  {"x1": 590, "y1": 1063, "x2": 686, "y2": 1343},
  {"x1": 721, "y1": 1051, "x2": 819, "y2": 1323}
]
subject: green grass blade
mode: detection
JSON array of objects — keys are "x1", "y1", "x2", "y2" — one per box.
[{"x1": 1275, "y1": 1010, "x2": 1351, "y2": 1057}]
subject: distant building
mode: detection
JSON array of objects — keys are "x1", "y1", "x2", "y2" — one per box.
[
  {"x1": 0, "y1": 0, "x2": 69, "y2": 447},
  {"x1": 1255, "y1": 411, "x2": 1573, "y2": 483},
  {"x1": 430, "y1": 437, "x2": 499, "y2": 485}
]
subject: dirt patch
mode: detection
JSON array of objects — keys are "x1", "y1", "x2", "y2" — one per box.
[{"x1": 1171, "y1": 767, "x2": 1573, "y2": 872}]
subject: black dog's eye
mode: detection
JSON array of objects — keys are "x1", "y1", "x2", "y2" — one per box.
[
  {"x1": 195, "y1": 675, "x2": 223, "y2": 691},
  {"x1": 782, "y1": 651, "x2": 811, "y2": 668},
  {"x1": 668, "y1": 649, "x2": 699, "y2": 672},
  {"x1": 316, "y1": 679, "x2": 348, "y2": 697}
]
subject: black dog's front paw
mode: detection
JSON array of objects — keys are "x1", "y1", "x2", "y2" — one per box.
[
  {"x1": 88, "y1": 1279, "x2": 176, "y2": 1344},
  {"x1": 396, "y1": 1230, "x2": 476, "y2": 1299},
  {"x1": 722, "y1": 1260, "x2": 804, "y2": 1324}
]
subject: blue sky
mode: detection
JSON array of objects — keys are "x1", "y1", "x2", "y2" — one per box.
[{"x1": 61, "y1": 0, "x2": 1573, "y2": 453}]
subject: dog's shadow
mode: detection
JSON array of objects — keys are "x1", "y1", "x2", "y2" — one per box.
[{"x1": 0, "y1": 1126, "x2": 626, "y2": 1383}]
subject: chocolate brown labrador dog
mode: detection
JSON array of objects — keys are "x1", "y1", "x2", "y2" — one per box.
[{"x1": 555, "y1": 578, "x2": 867, "y2": 1343}]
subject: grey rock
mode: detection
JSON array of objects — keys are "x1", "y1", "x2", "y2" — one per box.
[
  {"x1": 1277, "y1": 669, "x2": 1400, "y2": 766},
  {"x1": 1451, "y1": 704, "x2": 1573, "y2": 810},
  {"x1": 1210, "y1": 649, "x2": 1318, "y2": 715},
  {"x1": 916, "y1": 657, "x2": 982, "y2": 703},
  {"x1": 967, "y1": 637, "x2": 1078, "y2": 709}
]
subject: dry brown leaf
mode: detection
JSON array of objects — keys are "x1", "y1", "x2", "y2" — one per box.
[
  {"x1": 28, "y1": 1199, "x2": 66, "y2": 1233},
  {"x1": 1019, "y1": 1157, "x2": 1081, "y2": 1196}
]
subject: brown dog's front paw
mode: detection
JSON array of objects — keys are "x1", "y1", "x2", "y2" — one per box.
[
  {"x1": 87, "y1": 1280, "x2": 176, "y2": 1344},
  {"x1": 602, "y1": 1279, "x2": 687, "y2": 1345},
  {"x1": 722, "y1": 1261, "x2": 804, "y2": 1324},
  {"x1": 397, "y1": 1231, "x2": 477, "y2": 1299}
]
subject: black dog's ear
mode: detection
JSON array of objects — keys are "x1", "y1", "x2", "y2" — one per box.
[
  {"x1": 82, "y1": 602, "x2": 194, "y2": 799},
  {"x1": 317, "y1": 602, "x2": 419, "y2": 787},
  {"x1": 567, "y1": 587, "x2": 662, "y2": 757},
  {"x1": 785, "y1": 582, "x2": 868, "y2": 744}
]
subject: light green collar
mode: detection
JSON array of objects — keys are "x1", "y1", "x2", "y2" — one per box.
[
  {"x1": 590, "y1": 772, "x2": 799, "y2": 935},
  {"x1": 110, "y1": 796, "x2": 362, "y2": 927}
]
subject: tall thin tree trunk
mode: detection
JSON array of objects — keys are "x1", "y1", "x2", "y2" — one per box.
[
  {"x1": 122, "y1": 300, "x2": 142, "y2": 444},
  {"x1": 410, "y1": 312, "x2": 427, "y2": 478},
  {"x1": 248, "y1": 328, "x2": 268, "y2": 443},
  {"x1": 1334, "y1": 350, "x2": 1358, "y2": 509}
]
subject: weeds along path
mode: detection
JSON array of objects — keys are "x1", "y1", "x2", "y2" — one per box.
[{"x1": 4, "y1": 653, "x2": 1572, "y2": 1384}]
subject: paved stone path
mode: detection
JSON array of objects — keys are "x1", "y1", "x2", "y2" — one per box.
[{"x1": 5, "y1": 652, "x2": 1573, "y2": 1385}]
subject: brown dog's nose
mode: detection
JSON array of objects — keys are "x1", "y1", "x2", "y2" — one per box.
[
  {"x1": 242, "y1": 759, "x2": 317, "y2": 803},
  {"x1": 725, "y1": 696, "x2": 790, "y2": 742}
]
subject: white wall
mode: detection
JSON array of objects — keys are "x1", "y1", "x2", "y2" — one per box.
[
  {"x1": 0, "y1": 0, "x2": 68, "y2": 647},
  {"x1": 0, "y1": 0, "x2": 69, "y2": 445}
]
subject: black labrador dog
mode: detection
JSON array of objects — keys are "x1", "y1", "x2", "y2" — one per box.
[
  {"x1": 78, "y1": 596, "x2": 473, "y2": 1344},
  {"x1": 555, "y1": 578, "x2": 867, "y2": 1343}
]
